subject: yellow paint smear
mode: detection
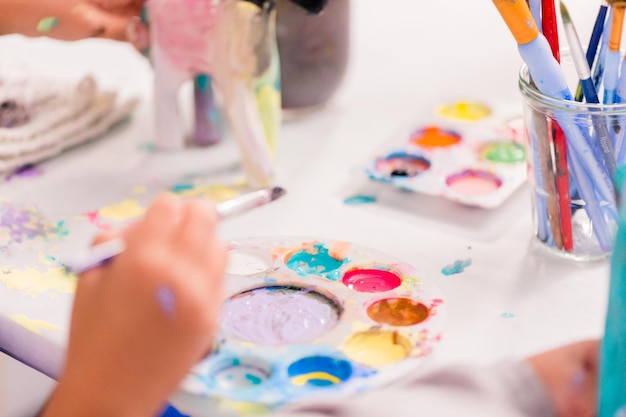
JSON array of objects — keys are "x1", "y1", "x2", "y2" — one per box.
[
  {"x1": 132, "y1": 185, "x2": 148, "y2": 195},
  {"x1": 291, "y1": 372, "x2": 341, "y2": 386},
  {"x1": 10, "y1": 314, "x2": 62, "y2": 334},
  {"x1": 218, "y1": 399, "x2": 269, "y2": 415},
  {"x1": 0, "y1": 266, "x2": 76, "y2": 296},
  {"x1": 342, "y1": 330, "x2": 412, "y2": 369},
  {"x1": 98, "y1": 199, "x2": 145, "y2": 220},
  {"x1": 437, "y1": 101, "x2": 492, "y2": 122}
]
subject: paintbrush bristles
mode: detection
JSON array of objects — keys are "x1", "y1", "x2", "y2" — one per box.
[{"x1": 559, "y1": 1, "x2": 572, "y2": 24}]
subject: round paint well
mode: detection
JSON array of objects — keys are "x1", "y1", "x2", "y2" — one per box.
[
  {"x1": 287, "y1": 356, "x2": 352, "y2": 388},
  {"x1": 211, "y1": 357, "x2": 272, "y2": 390},
  {"x1": 284, "y1": 243, "x2": 347, "y2": 279},
  {"x1": 479, "y1": 141, "x2": 526, "y2": 164},
  {"x1": 375, "y1": 152, "x2": 431, "y2": 178},
  {"x1": 409, "y1": 126, "x2": 462, "y2": 149},
  {"x1": 226, "y1": 246, "x2": 274, "y2": 276},
  {"x1": 342, "y1": 268, "x2": 402, "y2": 293},
  {"x1": 342, "y1": 330, "x2": 411, "y2": 368},
  {"x1": 445, "y1": 169, "x2": 502, "y2": 196},
  {"x1": 366, "y1": 298, "x2": 430, "y2": 326},
  {"x1": 219, "y1": 285, "x2": 342, "y2": 346}
]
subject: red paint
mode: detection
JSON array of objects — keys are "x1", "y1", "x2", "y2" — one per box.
[{"x1": 342, "y1": 269, "x2": 402, "y2": 293}]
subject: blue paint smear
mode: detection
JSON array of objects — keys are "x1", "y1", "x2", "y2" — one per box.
[
  {"x1": 159, "y1": 405, "x2": 189, "y2": 417},
  {"x1": 343, "y1": 195, "x2": 377, "y2": 205},
  {"x1": 500, "y1": 312, "x2": 516, "y2": 319},
  {"x1": 286, "y1": 244, "x2": 348, "y2": 280},
  {"x1": 441, "y1": 258, "x2": 472, "y2": 276},
  {"x1": 171, "y1": 183, "x2": 194, "y2": 193},
  {"x1": 156, "y1": 287, "x2": 176, "y2": 318}
]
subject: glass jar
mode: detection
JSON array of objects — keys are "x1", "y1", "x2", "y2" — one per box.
[{"x1": 276, "y1": 0, "x2": 350, "y2": 115}]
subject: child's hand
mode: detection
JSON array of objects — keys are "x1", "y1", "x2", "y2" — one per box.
[
  {"x1": 527, "y1": 340, "x2": 599, "y2": 417},
  {"x1": 1, "y1": 0, "x2": 144, "y2": 40},
  {"x1": 42, "y1": 195, "x2": 228, "y2": 417}
]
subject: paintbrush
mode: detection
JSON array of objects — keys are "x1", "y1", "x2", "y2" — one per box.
[
  {"x1": 63, "y1": 186, "x2": 287, "y2": 274},
  {"x1": 602, "y1": 0, "x2": 626, "y2": 104},
  {"x1": 575, "y1": 0, "x2": 608, "y2": 101},
  {"x1": 543, "y1": 0, "x2": 572, "y2": 251}
]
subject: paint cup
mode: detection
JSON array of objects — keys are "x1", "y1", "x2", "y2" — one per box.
[
  {"x1": 518, "y1": 52, "x2": 626, "y2": 261},
  {"x1": 276, "y1": 0, "x2": 350, "y2": 118}
]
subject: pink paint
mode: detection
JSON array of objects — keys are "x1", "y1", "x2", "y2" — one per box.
[
  {"x1": 83, "y1": 211, "x2": 112, "y2": 231},
  {"x1": 342, "y1": 269, "x2": 402, "y2": 293},
  {"x1": 445, "y1": 170, "x2": 501, "y2": 196}
]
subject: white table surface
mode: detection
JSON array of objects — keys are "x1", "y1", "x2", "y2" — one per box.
[{"x1": 0, "y1": 0, "x2": 613, "y2": 414}]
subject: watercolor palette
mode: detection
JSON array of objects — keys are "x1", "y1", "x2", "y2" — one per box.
[
  {"x1": 365, "y1": 100, "x2": 527, "y2": 209},
  {"x1": 180, "y1": 236, "x2": 444, "y2": 411}
]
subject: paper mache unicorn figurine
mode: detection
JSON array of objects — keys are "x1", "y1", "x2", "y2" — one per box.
[{"x1": 144, "y1": 0, "x2": 327, "y2": 188}]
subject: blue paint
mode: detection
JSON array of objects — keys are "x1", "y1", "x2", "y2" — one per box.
[
  {"x1": 286, "y1": 244, "x2": 348, "y2": 280},
  {"x1": 441, "y1": 258, "x2": 472, "y2": 276},
  {"x1": 343, "y1": 195, "x2": 377, "y2": 205},
  {"x1": 500, "y1": 312, "x2": 516, "y2": 319},
  {"x1": 287, "y1": 356, "x2": 352, "y2": 387},
  {"x1": 139, "y1": 142, "x2": 156, "y2": 152},
  {"x1": 156, "y1": 287, "x2": 176, "y2": 318},
  {"x1": 262, "y1": 276, "x2": 278, "y2": 284},
  {"x1": 159, "y1": 405, "x2": 190, "y2": 417}
]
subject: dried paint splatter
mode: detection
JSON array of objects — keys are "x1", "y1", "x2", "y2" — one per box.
[
  {"x1": 501, "y1": 312, "x2": 516, "y2": 319},
  {"x1": 343, "y1": 195, "x2": 377, "y2": 205},
  {"x1": 36, "y1": 17, "x2": 59, "y2": 33},
  {"x1": 10, "y1": 314, "x2": 62, "y2": 334},
  {"x1": 0, "y1": 266, "x2": 76, "y2": 297},
  {"x1": 441, "y1": 258, "x2": 472, "y2": 276},
  {"x1": 0, "y1": 201, "x2": 69, "y2": 248}
]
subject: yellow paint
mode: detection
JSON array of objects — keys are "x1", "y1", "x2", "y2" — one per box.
[
  {"x1": 492, "y1": 0, "x2": 539, "y2": 45},
  {"x1": 341, "y1": 330, "x2": 412, "y2": 369},
  {"x1": 10, "y1": 314, "x2": 62, "y2": 334},
  {"x1": 132, "y1": 185, "x2": 148, "y2": 195},
  {"x1": 176, "y1": 184, "x2": 240, "y2": 202},
  {"x1": 0, "y1": 266, "x2": 76, "y2": 296},
  {"x1": 291, "y1": 372, "x2": 341, "y2": 386},
  {"x1": 437, "y1": 101, "x2": 492, "y2": 122},
  {"x1": 98, "y1": 199, "x2": 145, "y2": 220},
  {"x1": 218, "y1": 399, "x2": 269, "y2": 415}
]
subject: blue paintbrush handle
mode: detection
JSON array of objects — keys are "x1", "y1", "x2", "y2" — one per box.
[
  {"x1": 587, "y1": 3, "x2": 609, "y2": 68},
  {"x1": 581, "y1": 78, "x2": 600, "y2": 104},
  {"x1": 603, "y1": 51, "x2": 621, "y2": 105}
]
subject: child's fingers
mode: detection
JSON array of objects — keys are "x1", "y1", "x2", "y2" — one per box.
[
  {"x1": 175, "y1": 199, "x2": 219, "y2": 259},
  {"x1": 130, "y1": 194, "x2": 182, "y2": 245},
  {"x1": 72, "y1": 3, "x2": 136, "y2": 41}
]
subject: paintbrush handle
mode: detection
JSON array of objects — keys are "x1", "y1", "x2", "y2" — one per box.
[{"x1": 64, "y1": 187, "x2": 285, "y2": 274}]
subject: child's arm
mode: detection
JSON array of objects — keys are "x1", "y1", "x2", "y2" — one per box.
[
  {"x1": 40, "y1": 195, "x2": 228, "y2": 417},
  {"x1": 0, "y1": 0, "x2": 142, "y2": 40}
]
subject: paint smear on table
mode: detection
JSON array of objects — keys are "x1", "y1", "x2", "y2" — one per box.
[
  {"x1": 219, "y1": 286, "x2": 340, "y2": 346},
  {"x1": 436, "y1": 101, "x2": 492, "y2": 121},
  {"x1": 98, "y1": 199, "x2": 145, "y2": 220},
  {"x1": 441, "y1": 258, "x2": 472, "y2": 276},
  {"x1": 10, "y1": 314, "x2": 62, "y2": 334},
  {"x1": 343, "y1": 195, "x2": 377, "y2": 205},
  {"x1": 0, "y1": 266, "x2": 76, "y2": 296},
  {"x1": 0, "y1": 201, "x2": 68, "y2": 247},
  {"x1": 82, "y1": 210, "x2": 112, "y2": 231},
  {"x1": 6, "y1": 164, "x2": 44, "y2": 181}
]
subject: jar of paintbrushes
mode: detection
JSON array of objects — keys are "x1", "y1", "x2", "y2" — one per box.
[{"x1": 519, "y1": 58, "x2": 624, "y2": 260}]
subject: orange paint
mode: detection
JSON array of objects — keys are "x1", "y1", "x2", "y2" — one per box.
[
  {"x1": 410, "y1": 126, "x2": 461, "y2": 148},
  {"x1": 367, "y1": 298, "x2": 430, "y2": 326}
]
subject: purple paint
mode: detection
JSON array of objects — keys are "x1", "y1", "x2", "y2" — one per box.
[
  {"x1": 219, "y1": 286, "x2": 341, "y2": 346},
  {"x1": 6, "y1": 164, "x2": 44, "y2": 181},
  {"x1": 157, "y1": 287, "x2": 176, "y2": 318}
]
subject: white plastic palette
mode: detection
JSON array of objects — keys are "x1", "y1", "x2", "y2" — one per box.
[
  {"x1": 365, "y1": 100, "x2": 527, "y2": 209},
  {"x1": 180, "y1": 236, "x2": 444, "y2": 412}
]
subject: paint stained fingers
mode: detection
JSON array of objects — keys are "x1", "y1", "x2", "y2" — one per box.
[{"x1": 175, "y1": 199, "x2": 220, "y2": 259}]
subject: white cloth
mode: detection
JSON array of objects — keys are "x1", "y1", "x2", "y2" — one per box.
[{"x1": 0, "y1": 61, "x2": 137, "y2": 172}]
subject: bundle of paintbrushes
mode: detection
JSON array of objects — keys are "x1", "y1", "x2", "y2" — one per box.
[
  {"x1": 493, "y1": 0, "x2": 626, "y2": 414},
  {"x1": 492, "y1": 0, "x2": 626, "y2": 260}
]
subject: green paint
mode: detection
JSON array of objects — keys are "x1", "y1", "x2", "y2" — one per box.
[
  {"x1": 481, "y1": 142, "x2": 525, "y2": 163},
  {"x1": 37, "y1": 17, "x2": 59, "y2": 33}
]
